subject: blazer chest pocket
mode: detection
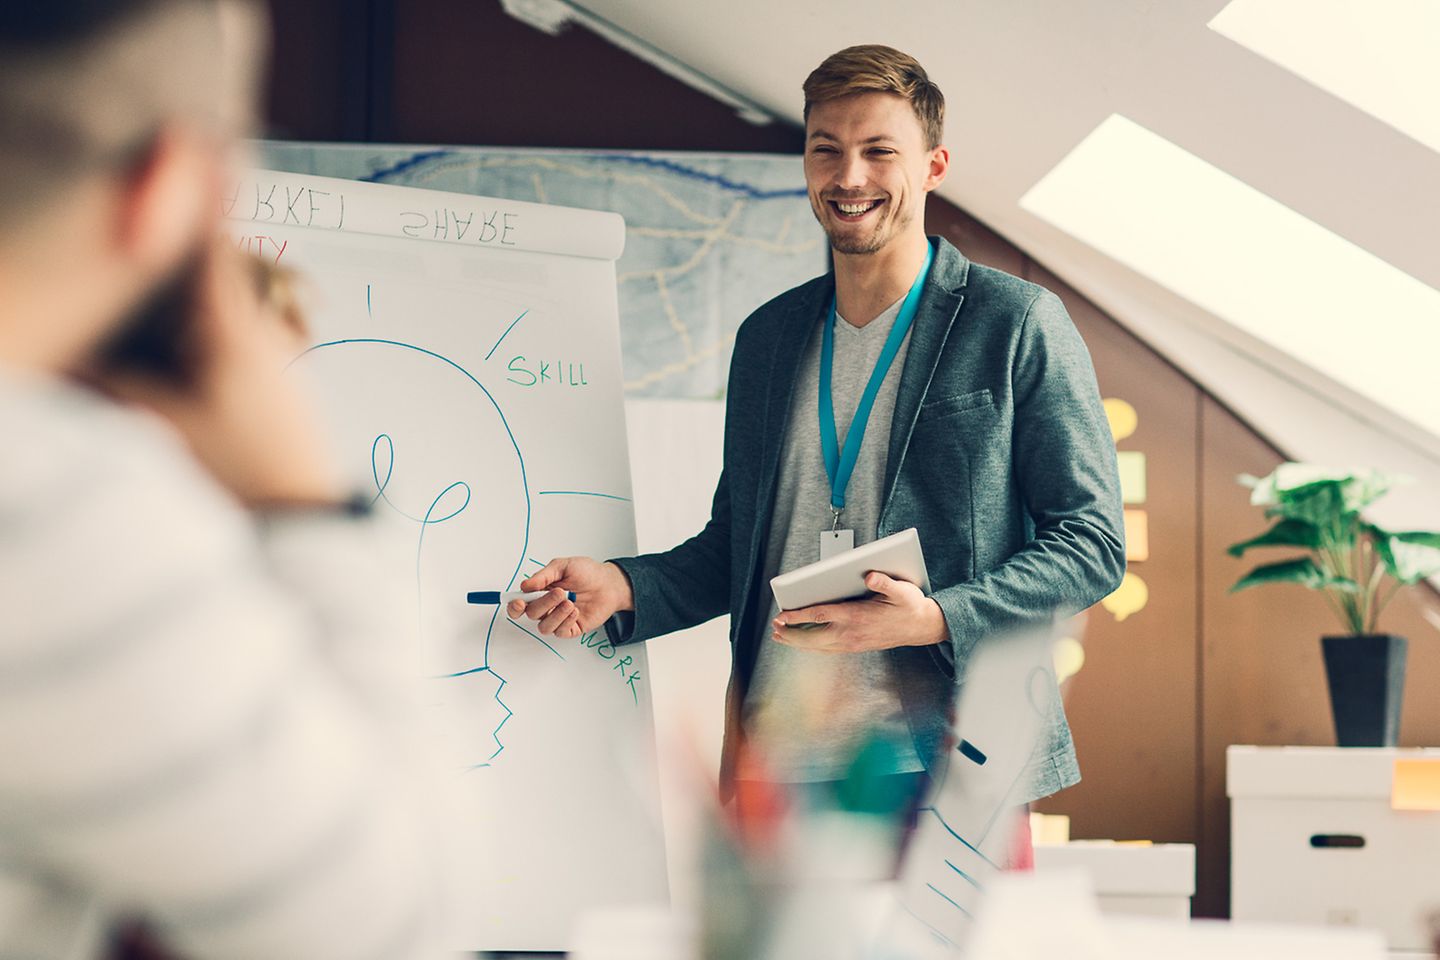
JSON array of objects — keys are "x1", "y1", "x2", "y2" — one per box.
[{"x1": 916, "y1": 388, "x2": 994, "y2": 423}]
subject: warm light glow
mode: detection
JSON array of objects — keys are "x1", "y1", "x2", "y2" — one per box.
[
  {"x1": 1019, "y1": 114, "x2": 1440, "y2": 437},
  {"x1": 1209, "y1": 0, "x2": 1440, "y2": 154}
]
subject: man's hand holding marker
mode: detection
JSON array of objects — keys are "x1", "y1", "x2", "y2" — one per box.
[{"x1": 496, "y1": 556, "x2": 635, "y2": 639}]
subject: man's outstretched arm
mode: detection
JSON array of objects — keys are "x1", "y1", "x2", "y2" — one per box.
[{"x1": 511, "y1": 466, "x2": 734, "y2": 643}]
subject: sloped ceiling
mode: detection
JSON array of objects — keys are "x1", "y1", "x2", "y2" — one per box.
[{"x1": 548, "y1": 0, "x2": 1440, "y2": 531}]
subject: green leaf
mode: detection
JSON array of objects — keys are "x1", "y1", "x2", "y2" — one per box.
[
  {"x1": 1241, "y1": 463, "x2": 1404, "y2": 515},
  {"x1": 1339, "y1": 470, "x2": 1400, "y2": 512},
  {"x1": 1377, "y1": 536, "x2": 1440, "y2": 585},
  {"x1": 1363, "y1": 520, "x2": 1396, "y2": 540},
  {"x1": 1393, "y1": 530, "x2": 1440, "y2": 549},
  {"x1": 1242, "y1": 463, "x2": 1349, "y2": 507},
  {"x1": 1227, "y1": 519, "x2": 1322, "y2": 557},
  {"x1": 1230, "y1": 557, "x2": 1360, "y2": 594},
  {"x1": 1270, "y1": 480, "x2": 1349, "y2": 527},
  {"x1": 1364, "y1": 525, "x2": 1440, "y2": 585}
]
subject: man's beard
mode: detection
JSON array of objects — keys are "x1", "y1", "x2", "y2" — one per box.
[
  {"x1": 829, "y1": 228, "x2": 887, "y2": 255},
  {"x1": 814, "y1": 196, "x2": 910, "y2": 255}
]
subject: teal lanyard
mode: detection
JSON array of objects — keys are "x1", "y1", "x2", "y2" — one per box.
[{"x1": 819, "y1": 239, "x2": 935, "y2": 520}]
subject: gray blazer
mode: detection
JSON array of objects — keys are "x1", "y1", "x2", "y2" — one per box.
[{"x1": 609, "y1": 236, "x2": 1125, "y2": 802}]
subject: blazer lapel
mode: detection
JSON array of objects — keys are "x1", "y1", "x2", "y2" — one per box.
[{"x1": 882, "y1": 238, "x2": 970, "y2": 512}]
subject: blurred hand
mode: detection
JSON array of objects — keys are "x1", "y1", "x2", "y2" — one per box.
[
  {"x1": 93, "y1": 239, "x2": 341, "y2": 507},
  {"x1": 508, "y1": 557, "x2": 634, "y2": 639},
  {"x1": 772, "y1": 571, "x2": 949, "y2": 652}
]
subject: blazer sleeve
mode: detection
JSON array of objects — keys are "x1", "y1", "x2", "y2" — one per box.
[
  {"x1": 602, "y1": 311, "x2": 763, "y2": 646},
  {"x1": 930, "y1": 289, "x2": 1126, "y2": 663}
]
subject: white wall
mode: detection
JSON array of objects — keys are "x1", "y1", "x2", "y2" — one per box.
[{"x1": 624, "y1": 398, "x2": 732, "y2": 913}]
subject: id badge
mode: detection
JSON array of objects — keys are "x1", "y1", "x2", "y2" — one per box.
[{"x1": 820, "y1": 528, "x2": 855, "y2": 559}]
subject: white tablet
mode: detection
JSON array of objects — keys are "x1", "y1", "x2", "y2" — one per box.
[{"x1": 770, "y1": 527, "x2": 932, "y2": 612}]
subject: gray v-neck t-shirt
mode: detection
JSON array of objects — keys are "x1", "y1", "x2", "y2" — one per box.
[{"x1": 741, "y1": 295, "x2": 925, "y2": 782}]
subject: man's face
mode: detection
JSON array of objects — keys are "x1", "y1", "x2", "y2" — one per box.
[{"x1": 804, "y1": 92, "x2": 944, "y2": 256}]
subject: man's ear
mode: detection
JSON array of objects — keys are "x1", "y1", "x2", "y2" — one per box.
[
  {"x1": 114, "y1": 127, "x2": 221, "y2": 277},
  {"x1": 924, "y1": 144, "x2": 950, "y2": 193}
]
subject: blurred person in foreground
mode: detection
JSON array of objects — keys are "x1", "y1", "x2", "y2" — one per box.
[
  {"x1": 511, "y1": 45, "x2": 1125, "y2": 859},
  {"x1": 0, "y1": 2, "x2": 444, "y2": 957}
]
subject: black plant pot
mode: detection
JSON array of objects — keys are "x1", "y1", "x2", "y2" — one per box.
[{"x1": 1320, "y1": 634, "x2": 1407, "y2": 747}]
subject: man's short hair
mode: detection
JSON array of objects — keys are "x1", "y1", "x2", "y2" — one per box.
[
  {"x1": 0, "y1": 0, "x2": 261, "y2": 229},
  {"x1": 802, "y1": 45, "x2": 945, "y2": 151}
]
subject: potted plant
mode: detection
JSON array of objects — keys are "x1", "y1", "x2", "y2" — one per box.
[{"x1": 1228, "y1": 463, "x2": 1440, "y2": 746}]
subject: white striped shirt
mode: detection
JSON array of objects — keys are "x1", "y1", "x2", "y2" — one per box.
[{"x1": 0, "y1": 371, "x2": 445, "y2": 959}]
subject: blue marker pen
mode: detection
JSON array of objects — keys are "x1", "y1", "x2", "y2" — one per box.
[{"x1": 467, "y1": 590, "x2": 576, "y2": 606}]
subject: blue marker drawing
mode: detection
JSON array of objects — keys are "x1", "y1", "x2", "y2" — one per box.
[
  {"x1": 472, "y1": 609, "x2": 516, "y2": 765},
  {"x1": 484, "y1": 308, "x2": 529, "y2": 361},
  {"x1": 505, "y1": 619, "x2": 565, "y2": 661},
  {"x1": 368, "y1": 432, "x2": 472, "y2": 616},
  {"x1": 293, "y1": 336, "x2": 643, "y2": 767},
  {"x1": 296, "y1": 338, "x2": 535, "y2": 765},
  {"x1": 370, "y1": 434, "x2": 471, "y2": 523},
  {"x1": 366, "y1": 283, "x2": 372, "y2": 318},
  {"x1": 444, "y1": 664, "x2": 492, "y2": 679},
  {"x1": 537, "y1": 490, "x2": 632, "y2": 502},
  {"x1": 486, "y1": 675, "x2": 514, "y2": 761},
  {"x1": 300, "y1": 338, "x2": 533, "y2": 604}
]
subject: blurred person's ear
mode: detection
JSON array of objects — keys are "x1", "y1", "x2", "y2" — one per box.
[{"x1": 115, "y1": 126, "x2": 225, "y2": 281}]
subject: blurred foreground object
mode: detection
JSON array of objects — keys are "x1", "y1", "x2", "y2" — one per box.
[
  {"x1": 1032, "y1": 840, "x2": 1195, "y2": 920},
  {"x1": 0, "y1": 1, "x2": 446, "y2": 956}
]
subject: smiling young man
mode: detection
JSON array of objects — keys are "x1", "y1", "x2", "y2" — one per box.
[{"x1": 513, "y1": 46, "x2": 1124, "y2": 826}]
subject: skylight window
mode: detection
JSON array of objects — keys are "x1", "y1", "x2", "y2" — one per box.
[
  {"x1": 1019, "y1": 114, "x2": 1440, "y2": 438},
  {"x1": 1208, "y1": 0, "x2": 1440, "y2": 154}
]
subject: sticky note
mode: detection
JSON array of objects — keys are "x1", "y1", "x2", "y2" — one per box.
[
  {"x1": 1104, "y1": 398, "x2": 1138, "y2": 442},
  {"x1": 1052, "y1": 636, "x2": 1086, "y2": 684},
  {"x1": 1391, "y1": 758, "x2": 1440, "y2": 811},
  {"x1": 1117, "y1": 450, "x2": 1147, "y2": 504},
  {"x1": 1124, "y1": 509, "x2": 1149, "y2": 562},
  {"x1": 1101, "y1": 571, "x2": 1149, "y2": 622},
  {"x1": 1030, "y1": 812, "x2": 1071, "y2": 845}
]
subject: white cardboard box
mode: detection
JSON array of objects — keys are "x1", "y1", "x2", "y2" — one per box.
[
  {"x1": 1228, "y1": 745, "x2": 1440, "y2": 951},
  {"x1": 1033, "y1": 841, "x2": 1195, "y2": 919}
]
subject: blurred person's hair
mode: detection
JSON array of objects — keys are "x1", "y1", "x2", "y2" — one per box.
[
  {"x1": 802, "y1": 45, "x2": 945, "y2": 150},
  {"x1": 0, "y1": 0, "x2": 263, "y2": 231}
]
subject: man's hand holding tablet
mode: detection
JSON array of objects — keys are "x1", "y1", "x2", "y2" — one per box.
[{"x1": 769, "y1": 528, "x2": 949, "y2": 653}]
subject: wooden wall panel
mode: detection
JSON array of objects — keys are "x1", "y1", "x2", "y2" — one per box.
[
  {"x1": 925, "y1": 201, "x2": 1026, "y2": 278},
  {"x1": 1024, "y1": 264, "x2": 1202, "y2": 850}
]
